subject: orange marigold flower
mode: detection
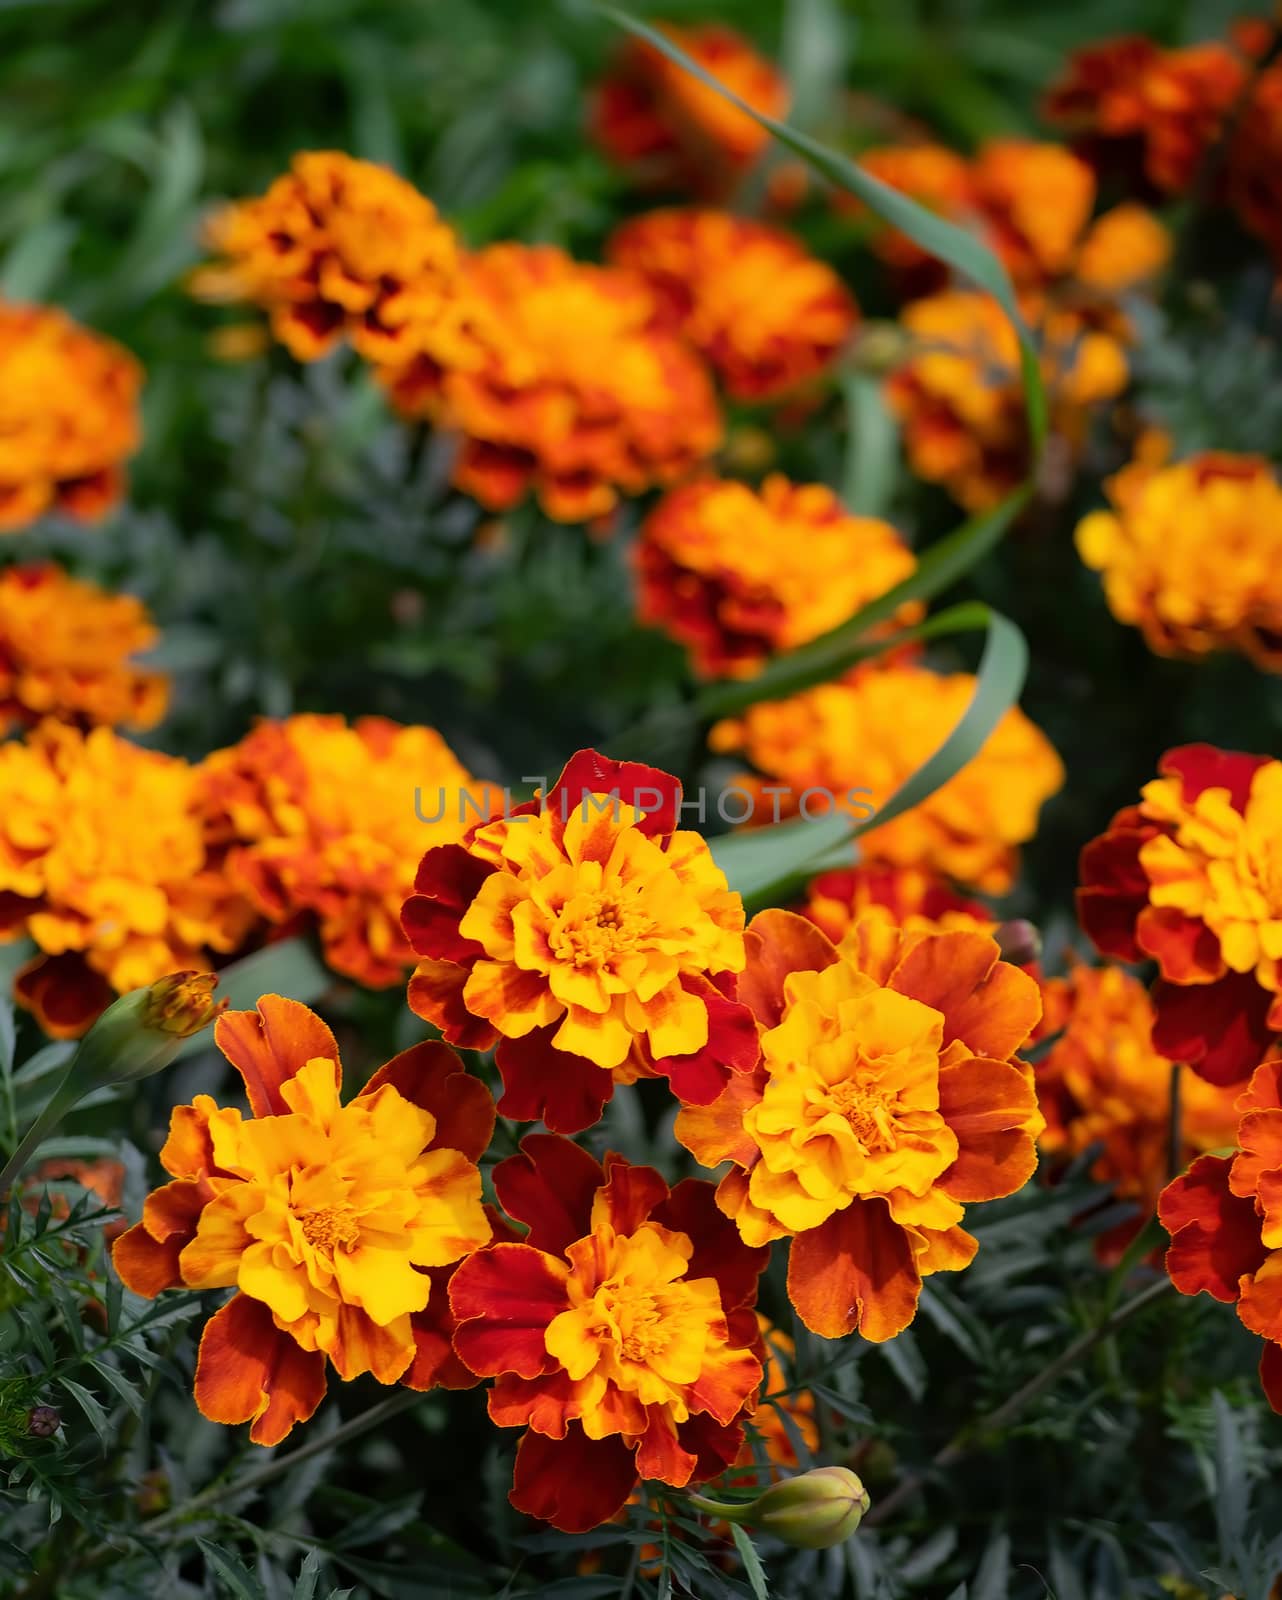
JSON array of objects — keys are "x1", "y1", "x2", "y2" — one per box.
[
  {"x1": 0, "y1": 722, "x2": 253, "y2": 1039},
  {"x1": 802, "y1": 864, "x2": 992, "y2": 947},
  {"x1": 591, "y1": 23, "x2": 789, "y2": 199},
  {"x1": 1038, "y1": 962, "x2": 1240, "y2": 1238},
  {"x1": 0, "y1": 301, "x2": 141, "y2": 533},
  {"x1": 1076, "y1": 451, "x2": 1282, "y2": 670},
  {"x1": 112, "y1": 995, "x2": 494, "y2": 1444},
  {"x1": 378, "y1": 243, "x2": 722, "y2": 523},
  {"x1": 846, "y1": 145, "x2": 973, "y2": 295},
  {"x1": 710, "y1": 660, "x2": 1064, "y2": 895},
  {"x1": 449, "y1": 1136, "x2": 768, "y2": 1531},
  {"x1": 0, "y1": 563, "x2": 166, "y2": 734},
  {"x1": 635, "y1": 474, "x2": 916, "y2": 678},
  {"x1": 200, "y1": 714, "x2": 486, "y2": 989},
  {"x1": 1078, "y1": 743, "x2": 1282, "y2": 1086},
  {"x1": 190, "y1": 150, "x2": 462, "y2": 365},
  {"x1": 607, "y1": 210, "x2": 858, "y2": 401},
  {"x1": 402, "y1": 750, "x2": 756, "y2": 1132},
  {"x1": 675, "y1": 910, "x2": 1043, "y2": 1340}
]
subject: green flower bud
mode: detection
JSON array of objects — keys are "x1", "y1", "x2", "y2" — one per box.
[
  {"x1": 74, "y1": 972, "x2": 225, "y2": 1090},
  {"x1": 687, "y1": 1465, "x2": 871, "y2": 1551}
]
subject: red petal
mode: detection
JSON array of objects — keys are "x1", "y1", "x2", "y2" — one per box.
[
  {"x1": 360, "y1": 1040, "x2": 495, "y2": 1162},
  {"x1": 112, "y1": 1218, "x2": 186, "y2": 1298},
  {"x1": 495, "y1": 1028, "x2": 614, "y2": 1134},
  {"x1": 652, "y1": 1177, "x2": 769, "y2": 1314},
  {"x1": 1076, "y1": 808, "x2": 1155, "y2": 963},
  {"x1": 449, "y1": 1242, "x2": 570, "y2": 1378},
  {"x1": 1136, "y1": 906, "x2": 1225, "y2": 983},
  {"x1": 493, "y1": 1134, "x2": 603, "y2": 1254},
  {"x1": 548, "y1": 750, "x2": 680, "y2": 839},
  {"x1": 488, "y1": 1368, "x2": 581, "y2": 1436},
  {"x1": 407, "y1": 959, "x2": 498, "y2": 1051},
  {"x1": 1151, "y1": 973, "x2": 1274, "y2": 1086},
  {"x1": 1158, "y1": 1155, "x2": 1268, "y2": 1301},
  {"x1": 509, "y1": 1425, "x2": 638, "y2": 1532},
  {"x1": 787, "y1": 1200, "x2": 921, "y2": 1342},
  {"x1": 1161, "y1": 744, "x2": 1270, "y2": 810},
  {"x1": 635, "y1": 1408, "x2": 698, "y2": 1486},
  {"x1": 402, "y1": 844, "x2": 493, "y2": 961},
  {"x1": 598, "y1": 1153, "x2": 669, "y2": 1234},
  {"x1": 14, "y1": 953, "x2": 114, "y2": 1039},
  {"x1": 193, "y1": 1293, "x2": 327, "y2": 1446},
  {"x1": 215, "y1": 996, "x2": 339, "y2": 1119},
  {"x1": 1260, "y1": 1341, "x2": 1282, "y2": 1414},
  {"x1": 404, "y1": 1260, "x2": 482, "y2": 1392},
  {"x1": 649, "y1": 977, "x2": 759, "y2": 1104}
]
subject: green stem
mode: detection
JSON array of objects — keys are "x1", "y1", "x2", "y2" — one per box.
[{"x1": 684, "y1": 1491, "x2": 753, "y2": 1524}]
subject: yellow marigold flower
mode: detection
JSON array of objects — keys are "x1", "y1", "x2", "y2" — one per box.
[
  {"x1": 1038, "y1": 962, "x2": 1240, "y2": 1247},
  {"x1": 635, "y1": 474, "x2": 917, "y2": 678},
  {"x1": 191, "y1": 150, "x2": 462, "y2": 365},
  {"x1": 200, "y1": 714, "x2": 486, "y2": 989},
  {"x1": 0, "y1": 722, "x2": 252, "y2": 1038},
  {"x1": 1075, "y1": 452, "x2": 1282, "y2": 670},
  {"x1": 607, "y1": 210, "x2": 858, "y2": 401},
  {"x1": 710, "y1": 660, "x2": 1064, "y2": 894},
  {"x1": 0, "y1": 563, "x2": 166, "y2": 734},
  {"x1": 378, "y1": 243, "x2": 722, "y2": 524},
  {"x1": 0, "y1": 300, "x2": 141, "y2": 532}
]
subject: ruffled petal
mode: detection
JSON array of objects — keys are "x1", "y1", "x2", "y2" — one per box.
[
  {"x1": 509, "y1": 1425, "x2": 638, "y2": 1532},
  {"x1": 193, "y1": 1293, "x2": 327, "y2": 1446},
  {"x1": 215, "y1": 995, "x2": 339, "y2": 1119},
  {"x1": 449, "y1": 1242, "x2": 570, "y2": 1378},
  {"x1": 360, "y1": 1039, "x2": 495, "y2": 1162},
  {"x1": 495, "y1": 1028, "x2": 614, "y2": 1135},
  {"x1": 1159, "y1": 1154, "x2": 1268, "y2": 1301},
  {"x1": 493, "y1": 1134, "x2": 604, "y2": 1255},
  {"x1": 786, "y1": 1199, "x2": 920, "y2": 1341}
]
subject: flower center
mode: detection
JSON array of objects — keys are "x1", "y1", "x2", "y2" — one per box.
[
  {"x1": 549, "y1": 893, "x2": 650, "y2": 970},
  {"x1": 607, "y1": 1285, "x2": 668, "y2": 1363},
  {"x1": 297, "y1": 1203, "x2": 361, "y2": 1253},
  {"x1": 827, "y1": 1080, "x2": 897, "y2": 1151}
]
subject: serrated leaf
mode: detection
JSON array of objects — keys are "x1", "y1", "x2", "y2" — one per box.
[
  {"x1": 729, "y1": 1524, "x2": 770, "y2": 1600},
  {"x1": 199, "y1": 1537, "x2": 269, "y2": 1600},
  {"x1": 58, "y1": 1378, "x2": 111, "y2": 1451},
  {"x1": 291, "y1": 1551, "x2": 323, "y2": 1600}
]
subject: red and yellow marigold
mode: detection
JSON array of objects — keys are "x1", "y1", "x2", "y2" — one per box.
[
  {"x1": 1075, "y1": 452, "x2": 1282, "y2": 670},
  {"x1": 402, "y1": 750, "x2": 755, "y2": 1132},
  {"x1": 1079, "y1": 743, "x2": 1282, "y2": 1086},
  {"x1": 675, "y1": 910, "x2": 1043, "y2": 1340},
  {"x1": 448, "y1": 1136, "x2": 767, "y2": 1531},
  {"x1": 635, "y1": 474, "x2": 916, "y2": 678},
  {"x1": 113, "y1": 996, "x2": 494, "y2": 1444},
  {"x1": 711, "y1": 660, "x2": 1064, "y2": 895},
  {"x1": 591, "y1": 23, "x2": 788, "y2": 199},
  {"x1": 0, "y1": 300, "x2": 141, "y2": 532},
  {"x1": 1159, "y1": 1056, "x2": 1282, "y2": 1415},
  {"x1": 377, "y1": 243, "x2": 722, "y2": 524},
  {"x1": 607, "y1": 211, "x2": 858, "y2": 402},
  {"x1": 0, "y1": 722, "x2": 253, "y2": 1039},
  {"x1": 0, "y1": 563, "x2": 166, "y2": 734},
  {"x1": 200, "y1": 714, "x2": 486, "y2": 989},
  {"x1": 802, "y1": 864, "x2": 993, "y2": 948},
  {"x1": 190, "y1": 150, "x2": 463, "y2": 365}
]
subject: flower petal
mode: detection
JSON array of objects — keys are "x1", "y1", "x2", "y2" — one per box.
[
  {"x1": 360, "y1": 1039, "x2": 495, "y2": 1162},
  {"x1": 890, "y1": 932, "x2": 1041, "y2": 1059},
  {"x1": 495, "y1": 1028, "x2": 614, "y2": 1135},
  {"x1": 740, "y1": 909, "x2": 838, "y2": 1028},
  {"x1": 449, "y1": 1242, "x2": 571, "y2": 1378},
  {"x1": 509, "y1": 1425, "x2": 638, "y2": 1532},
  {"x1": 215, "y1": 995, "x2": 339, "y2": 1119},
  {"x1": 493, "y1": 1134, "x2": 604, "y2": 1255},
  {"x1": 1159, "y1": 1154, "x2": 1268, "y2": 1301},
  {"x1": 402, "y1": 843, "x2": 494, "y2": 961},
  {"x1": 786, "y1": 1199, "x2": 920, "y2": 1341},
  {"x1": 407, "y1": 958, "x2": 498, "y2": 1051},
  {"x1": 937, "y1": 1057, "x2": 1041, "y2": 1202},
  {"x1": 193, "y1": 1293, "x2": 327, "y2": 1446},
  {"x1": 548, "y1": 750, "x2": 680, "y2": 840},
  {"x1": 1151, "y1": 973, "x2": 1274, "y2": 1086}
]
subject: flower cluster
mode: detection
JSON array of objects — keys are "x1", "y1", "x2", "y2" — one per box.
[
  {"x1": 0, "y1": 300, "x2": 141, "y2": 532},
  {"x1": 200, "y1": 714, "x2": 485, "y2": 989},
  {"x1": 1075, "y1": 451, "x2": 1282, "y2": 671},
  {"x1": 114, "y1": 996, "x2": 494, "y2": 1442},
  {"x1": 1078, "y1": 743, "x2": 1282, "y2": 1085},
  {"x1": 0, "y1": 563, "x2": 166, "y2": 733},
  {"x1": 711, "y1": 660, "x2": 1064, "y2": 894},
  {"x1": 676, "y1": 909, "x2": 1043, "y2": 1339},
  {"x1": 607, "y1": 210, "x2": 858, "y2": 401},
  {"x1": 635, "y1": 474, "x2": 916, "y2": 677}
]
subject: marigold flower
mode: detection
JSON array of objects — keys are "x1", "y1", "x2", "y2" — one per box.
[
  {"x1": 190, "y1": 151, "x2": 462, "y2": 364},
  {"x1": 378, "y1": 243, "x2": 721, "y2": 523},
  {"x1": 1038, "y1": 963, "x2": 1240, "y2": 1239},
  {"x1": 0, "y1": 301, "x2": 141, "y2": 533},
  {"x1": 0, "y1": 723, "x2": 252, "y2": 1039},
  {"x1": 0, "y1": 564, "x2": 166, "y2": 734},
  {"x1": 607, "y1": 210, "x2": 857, "y2": 401},
  {"x1": 1078, "y1": 743, "x2": 1282, "y2": 1086},
  {"x1": 591, "y1": 23, "x2": 789, "y2": 198},
  {"x1": 1076, "y1": 452, "x2": 1282, "y2": 669},
  {"x1": 403, "y1": 750, "x2": 755, "y2": 1132},
  {"x1": 675, "y1": 910, "x2": 1043, "y2": 1340},
  {"x1": 710, "y1": 660, "x2": 1064, "y2": 895},
  {"x1": 802, "y1": 864, "x2": 993, "y2": 947},
  {"x1": 200, "y1": 714, "x2": 486, "y2": 989},
  {"x1": 113, "y1": 995, "x2": 494, "y2": 1444},
  {"x1": 635, "y1": 475, "x2": 916, "y2": 678},
  {"x1": 448, "y1": 1136, "x2": 767, "y2": 1531}
]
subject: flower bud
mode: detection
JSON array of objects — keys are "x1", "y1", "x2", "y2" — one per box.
[
  {"x1": 748, "y1": 1467, "x2": 871, "y2": 1549},
  {"x1": 74, "y1": 972, "x2": 225, "y2": 1090},
  {"x1": 26, "y1": 1405, "x2": 61, "y2": 1438},
  {"x1": 994, "y1": 918, "x2": 1041, "y2": 969}
]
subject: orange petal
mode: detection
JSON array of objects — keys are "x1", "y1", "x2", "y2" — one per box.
[
  {"x1": 193, "y1": 1293, "x2": 327, "y2": 1446},
  {"x1": 890, "y1": 932, "x2": 1042, "y2": 1059},
  {"x1": 740, "y1": 910, "x2": 837, "y2": 1028},
  {"x1": 158, "y1": 1100, "x2": 219, "y2": 1181},
  {"x1": 215, "y1": 995, "x2": 339, "y2": 1119},
  {"x1": 1240, "y1": 1255, "x2": 1282, "y2": 1343},
  {"x1": 488, "y1": 1368, "x2": 582, "y2": 1436},
  {"x1": 786, "y1": 1199, "x2": 920, "y2": 1342},
  {"x1": 320, "y1": 1303, "x2": 415, "y2": 1384},
  {"x1": 360, "y1": 1039, "x2": 495, "y2": 1162},
  {"x1": 635, "y1": 1407, "x2": 699, "y2": 1487},
  {"x1": 594, "y1": 1153, "x2": 668, "y2": 1236},
  {"x1": 937, "y1": 1057, "x2": 1040, "y2": 1202},
  {"x1": 407, "y1": 958, "x2": 499, "y2": 1051},
  {"x1": 112, "y1": 1218, "x2": 187, "y2": 1298},
  {"x1": 674, "y1": 1068, "x2": 766, "y2": 1169},
  {"x1": 687, "y1": 1342, "x2": 762, "y2": 1427}
]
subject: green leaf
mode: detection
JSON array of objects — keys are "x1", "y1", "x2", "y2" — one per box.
[
  {"x1": 729, "y1": 1524, "x2": 770, "y2": 1600},
  {"x1": 198, "y1": 1538, "x2": 270, "y2": 1600},
  {"x1": 175, "y1": 939, "x2": 330, "y2": 1060},
  {"x1": 57, "y1": 1378, "x2": 111, "y2": 1451},
  {"x1": 841, "y1": 372, "x2": 899, "y2": 518},
  {"x1": 594, "y1": 4, "x2": 1046, "y2": 448},
  {"x1": 292, "y1": 1551, "x2": 324, "y2": 1600}
]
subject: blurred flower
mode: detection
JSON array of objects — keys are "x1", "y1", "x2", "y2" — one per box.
[
  {"x1": 1076, "y1": 451, "x2": 1282, "y2": 670},
  {"x1": 0, "y1": 723, "x2": 253, "y2": 1038},
  {"x1": 738, "y1": 1316, "x2": 819, "y2": 1473},
  {"x1": 0, "y1": 564, "x2": 166, "y2": 734},
  {"x1": 676, "y1": 910, "x2": 1043, "y2": 1339},
  {"x1": 27, "y1": 1156, "x2": 127, "y2": 1243},
  {"x1": 113, "y1": 995, "x2": 494, "y2": 1444},
  {"x1": 711, "y1": 660, "x2": 1064, "y2": 894},
  {"x1": 448, "y1": 1137, "x2": 767, "y2": 1531},
  {"x1": 1228, "y1": 55, "x2": 1282, "y2": 267},
  {"x1": 844, "y1": 145, "x2": 973, "y2": 296},
  {"x1": 25, "y1": 1406, "x2": 60, "y2": 1439},
  {"x1": 1078, "y1": 743, "x2": 1282, "y2": 1085},
  {"x1": 1038, "y1": 962, "x2": 1240, "y2": 1248},
  {"x1": 378, "y1": 243, "x2": 721, "y2": 523},
  {"x1": 592, "y1": 23, "x2": 788, "y2": 198},
  {"x1": 635, "y1": 474, "x2": 916, "y2": 678},
  {"x1": 403, "y1": 750, "x2": 755, "y2": 1132},
  {"x1": 802, "y1": 864, "x2": 993, "y2": 947},
  {"x1": 0, "y1": 300, "x2": 141, "y2": 533},
  {"x1": 200, "y1": 714, "x2": 486, "y2": 988},
  {"x1": 190, "y1": 150, "x2": 462, "y2": 364},
  {"x1": 607, "y1": 210, "x2": 857, "y2": 401}
]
